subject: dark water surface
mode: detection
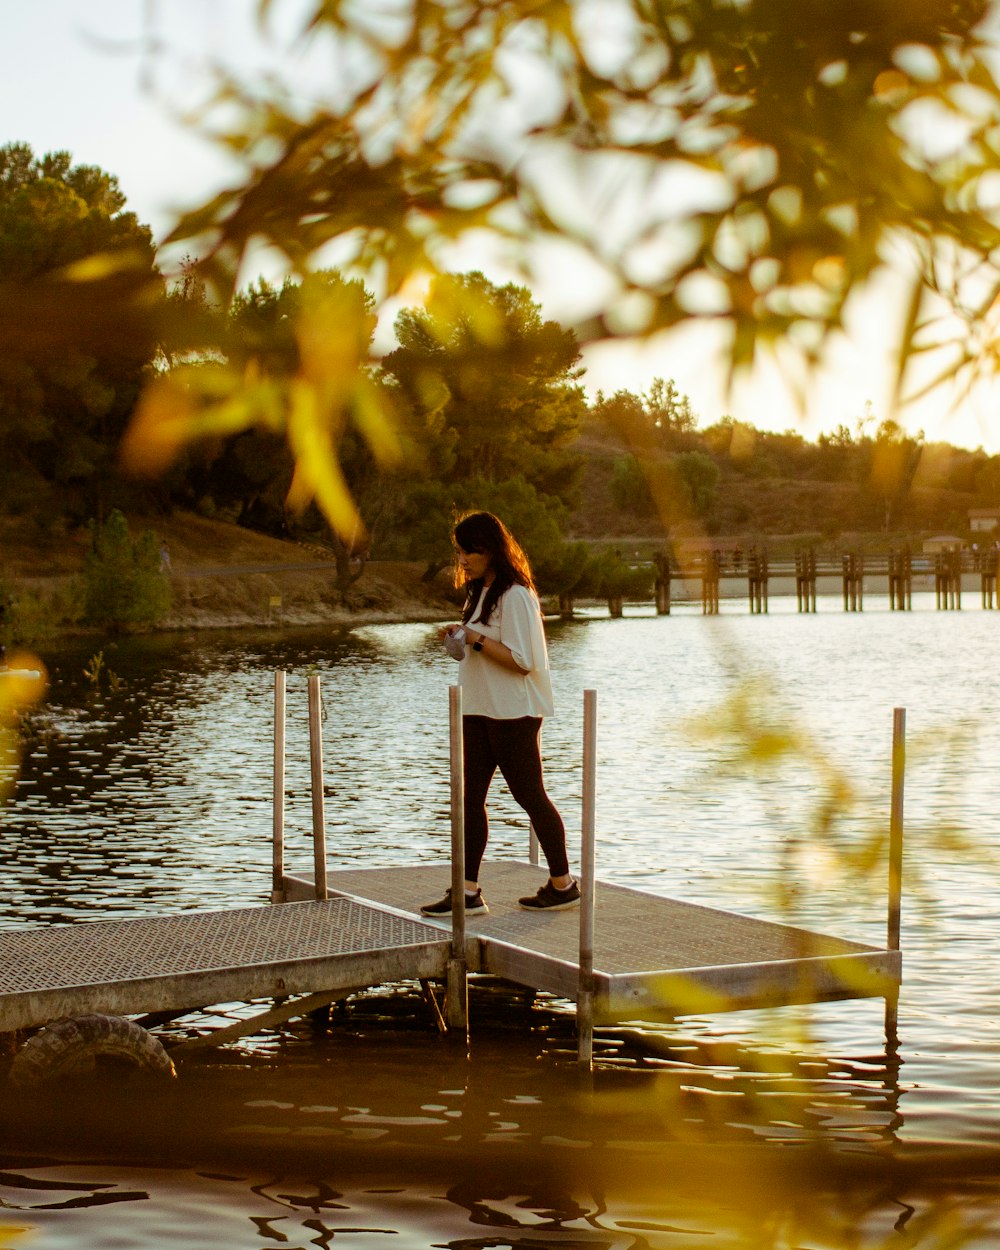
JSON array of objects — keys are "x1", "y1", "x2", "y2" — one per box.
[{"x1": 3, "y1": 594, "x2": 1000, "y2": 1247}]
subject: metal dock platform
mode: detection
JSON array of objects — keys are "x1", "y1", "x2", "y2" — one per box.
[
  {"x1": 0, "y1": 897, "x2": 451, "y2": 1035},
  {"x1": 0, "y1": 679, "x2": 904, "y2": 1075},
  {"x1": 285, "y1": 861, "x2": 900, "y2": 1025}
]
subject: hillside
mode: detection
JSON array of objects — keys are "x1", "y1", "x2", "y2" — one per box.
[
  {"x1": 567, "y1": 420, "x2": 983, "y2": 552},
  {"x1": 1, "y1": 421, "x2": 990, "y2": 642},
  {"x1": 1, "y1": 512, "x2": 461, "y2": 636}
]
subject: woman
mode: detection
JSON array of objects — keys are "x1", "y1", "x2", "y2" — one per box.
[{"x1": 421, "y1": 511, "x2": 579, "y2": 916}]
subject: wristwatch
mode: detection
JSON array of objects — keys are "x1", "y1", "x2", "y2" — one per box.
[{"x1": 472, "y1": 635, "x2": 484, "y2": 651}]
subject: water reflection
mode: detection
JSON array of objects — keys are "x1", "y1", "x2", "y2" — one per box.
[{"x1": 0, "y1": 1011, "x2": 995, "y2": 1250}]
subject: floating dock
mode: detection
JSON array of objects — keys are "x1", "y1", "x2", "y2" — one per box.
[
  {"x1": 284, "y1": 861, "x2": 900, "y2": 1025},
  {"x1": 0, "y1": 861, "x2": 899, "y2": 1057},
  {"x1": 0, "y1": 679, "x2": 904, "y2": 1074}
]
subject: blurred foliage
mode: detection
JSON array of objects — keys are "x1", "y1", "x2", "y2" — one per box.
[
  {"x1": 79, "y1": 0, "x2": 998, "y2": 536},
  {"x1": 0, "y1": 653, "x2": 46, "y2": 804},
  {"x1": 159, "y1": 0, "x2": 1000, "y2": 382}
]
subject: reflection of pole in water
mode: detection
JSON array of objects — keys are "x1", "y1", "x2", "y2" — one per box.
[
  {"x1": 578, "y1": 689, "x2": 597, "y2": 1071},
  {"x1": 447, "y1": 684, "x2": 469, "y2": 1037}
]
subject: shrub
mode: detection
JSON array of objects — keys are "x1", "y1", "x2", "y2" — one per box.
[{"x1": 83, "y1": 511, "x2": 171, "y2": 630}]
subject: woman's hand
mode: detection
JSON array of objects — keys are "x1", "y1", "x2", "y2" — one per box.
[{"x1": 440, "y1": 623, "x2": 526, "y2": 673}]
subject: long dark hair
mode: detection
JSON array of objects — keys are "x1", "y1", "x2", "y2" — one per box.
[{"x1": 453, "y1": 512, "x2": 535, "y2": 626}]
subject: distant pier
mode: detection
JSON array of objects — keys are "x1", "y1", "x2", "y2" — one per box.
[{"x1": 563, "y1": 546, "x2": 1000, "y2": 616}]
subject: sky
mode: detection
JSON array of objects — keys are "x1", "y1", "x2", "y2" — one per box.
[{"x1": 2, "y1": 0, "x2": 998, "y2": 453}]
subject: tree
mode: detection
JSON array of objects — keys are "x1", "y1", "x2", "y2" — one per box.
[
  {"x1": 610, "y1": 455, "x2": 656, "y2": 517},
  {"x1": 83, "y1": 509, "x2": 171, "y2": 629},
  {"x1": 594, "y1": 379, "x2": 699, "y2": 454},
  {"x1": 974, "y1": 455, "x2": 1000, "y2": 502},
  {"x1": 864, "y1": 417, "x2": 925, "y2": 531},
  {"x1": 383, "y1": 272, "x2": 586, "y2": 494},
  {"x1": 372, "y1": 272, "x2": 586, "y2": 572},
  {"x1": 676, "y1": 451, "x2": 722, "y2": 516},
  {"x1": 610, "y1": 449, "x2": 719, "y2": 524},
  {"x1": 0, "y1": 143, "x2": 160, "y2": 521}
]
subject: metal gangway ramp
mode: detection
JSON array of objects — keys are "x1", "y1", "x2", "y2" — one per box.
[{"x1": 0, "y1": 897, "x2": 451, "y2": 1039}]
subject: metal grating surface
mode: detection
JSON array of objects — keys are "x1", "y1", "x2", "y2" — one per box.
[
  {"x1": 319, "y1": 861, "x2": 884, "y2": 973},
  {"x1": 0, "y1": 899, "x2": 447, "y2": 996}
]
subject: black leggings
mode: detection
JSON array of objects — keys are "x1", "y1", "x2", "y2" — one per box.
[{"x1": 462, "y1": 714, "x2": 568, "y2": 881}]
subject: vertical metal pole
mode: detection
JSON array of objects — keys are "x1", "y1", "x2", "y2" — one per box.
[
  {"x1": 447, "y1": 685, "x2": 468, "y2": 1034},
  {"x1": 885, "y1": 707, "x2": 905, "y2": 1040},
  {"x1": 271, "y1": 671, "x2": 286, "y2": 904},
  {"x1": 308, "y1": 674, "x2": 328, "y2": 902},
  {"x1": 578, "y1": 688, "x2": 598, "y2": 1070}
]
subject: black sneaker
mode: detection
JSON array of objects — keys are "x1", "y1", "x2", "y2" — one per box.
[
  {"x1": 420, "y1": 888, "x2": 489, "y2": 917},
  {"x1": 518, "y1": 879, "x2": 581, "y2": 911}
]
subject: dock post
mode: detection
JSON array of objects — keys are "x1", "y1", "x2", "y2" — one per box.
[
  {"x1": 654, "y1": 552, "x2": 671, "y2": 615},
  {"x1": 578, "y1": 688, "x2": 598, "y2": 1070},
  {"x1": 904, "y1": 546, "x2": 912, "y2": 610},
  {"x1": 885, "y1": 707, "x2": 905, "y2": 1042},
  {"x1": 308, "y1": 674, "x2": 328, "y2": 902},
  {"x1": 271, "y1": 671, "x2": 286, "y2": 904},
  {"x1": 762, "y1": 549, "x2": 769, "y2": 612},
  {"x1": 447, "y1": 685, "x2": 469, "y2": 1035}
]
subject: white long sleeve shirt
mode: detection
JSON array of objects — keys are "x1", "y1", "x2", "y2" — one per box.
[{"x1": 458, "y1": 583, "x2": 555, "y2": 718}]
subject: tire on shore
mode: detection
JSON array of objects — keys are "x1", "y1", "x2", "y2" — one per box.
[{"x1": 7, "y1": 1014, "x2": 176, "y2": 1087}]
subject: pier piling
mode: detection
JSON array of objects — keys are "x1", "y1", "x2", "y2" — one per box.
[
  {"x1": 842, "y1": 552, "x2": 864, "y2": 611},
  {"x1": 747, "y1": 550, "x2": 769, "y2": 613},
  {"x1": 982, "y1": 549, "x2": 999, "y2": 609},
  {"x1": 795, "y1": 548, "x2": 817, "y2": 612},
  {"x1": 654, "y1": 552, "x2": 672, "y2": 615},
  {"x1": 888, "y1": 547, "x2": 912, "y2": 610},
  {"x1": 702, "y1": 552, "x2": 721, "y2": 614},
  {"x1": 885, "y1": 707, "x2": 905, "y2": 1041},
  {"x1": 934, "y1": 549, "x2": 962, "y2": 609}
]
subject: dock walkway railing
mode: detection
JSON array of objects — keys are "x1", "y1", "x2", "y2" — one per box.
[{"x1": 272, "y1": 673, "x2": 903, "y2": 1071}]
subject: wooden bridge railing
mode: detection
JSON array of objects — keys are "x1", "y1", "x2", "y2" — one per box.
[{"x1": 558, "y1": 545, "x2": 1000, "y2": 617}]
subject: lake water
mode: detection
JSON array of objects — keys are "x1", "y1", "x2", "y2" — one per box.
[{"x1": 3, "y1": 592, "x2": 1000, "y2": 1247}]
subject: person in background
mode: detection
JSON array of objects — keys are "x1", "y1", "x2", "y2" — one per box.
[{"x1": 421, "y1": 511, "x2": 578, "y2": 917}]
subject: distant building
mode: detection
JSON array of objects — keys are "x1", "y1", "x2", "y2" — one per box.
[
  {"x1": 968, "y1": 508, "x2": 1000, "y2": 533},
  {"x1": 923, "y1": 535, "x2": 964, "y2": 554}
]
